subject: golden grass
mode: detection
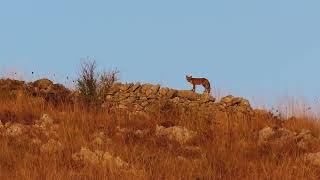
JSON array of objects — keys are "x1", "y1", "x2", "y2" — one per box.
[{"x1": 1, "y1": 94, "x2": 320, "y2": 180}]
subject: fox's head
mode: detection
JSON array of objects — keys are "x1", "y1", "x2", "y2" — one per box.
[{"x1": 186, "y1": 75, "x2": 193, "y2": 82}]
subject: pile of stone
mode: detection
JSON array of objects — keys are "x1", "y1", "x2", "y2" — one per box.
[
  {"x1": 103, "y1": 83, "x2": 252, "y2": 114},
  {"x1": 259, "y1": 126, "x2": 319, "y2": 151},
  {"x1": 219, "y1": 95, "x2": 252, "y2": 112},
  {"x1": 0, "y1": 78, "x2": 72, "y2": 104},
  {"x1": 155, "y1": 125, "x2": 197, "y2": 145}
]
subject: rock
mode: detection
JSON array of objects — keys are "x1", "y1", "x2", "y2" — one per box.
[
  {"x1": 102, "y1": 151, "x2": 129, "y2": 169},
  {"x1": 119, "y1": 84, "x2": 133, "y2": 92},
  {"x1": 220, "y1": 95, "x2": 234, "y2": 104},
  {"x1": 146, "y1": 84, "x2": 160, "y2": 96},
  {"x1": 129, "y1": 83, "x2": 141, "y2": 92},
  {"x1": 305, "y1": 152, "x2": 320, "y2": 167},
  {"x1": 0, "y1": 79, "x2": 26, "y2": 92},
  {"x1": 72, "y1": 147, "x2": 129, "y2": 169},
  {"x1": 259, "y1": 127, "x2": 275, "y2": 142},
  {"x1": 200, "y1": 93, "x2": 215, "y2": 103},
  {"x1": 118, "y1": 105, "x2": 128, "y2": 110},
  {"x1": 259, "y1": 126, "x2": 295, "y2": 142},
  {"x1": 140, "y1": 84, "x2": 154, "y2": 94},
  {"x1": 177, "y1": 90, "x2": 199, "y2": 101},
  {"x1": 0, "y1": 120, "x2": 3, "y2": 129},
  {"x1": 33, "y1": 79, "x2": 53, "y2": 89},
  {"x1": 134, "y1": 104, "x2": 144, "y2": 111},
  {"x1": 156, "y1": 125, "x2": 196, "y2": 144},
  {"x1": 159, "y1": 88, "x2": 169, "y2": 96},
  {"x1": 172, "y1": 97, "x2": 180, "y2": 104},
  {"x1": 125, "y1": 97, "x2": 137, "y2": 104},
  {"x1": 36, "y1": 114, "x2": 54, "y2": 130},
  {"x1": 295, "y1": 129, "x2": 317, "y2": 151},
  {"x1": 133, "y1": 129, "x2": 151, "y2": 138},
  {"x1": 4, "y1": 123, "x2": 24, "y2": 137},
  {"x1": 220, "y1": 95, "x2": 251, "y2": 108},
  {"x1": 258, "y1": 126, "x2": 318, "y2": 151},
  {"x1": 72, "y1": 147, "x2": 100, "y2": 165},
  {"x1": 141, "y1": 101, "x2": 149, "y2": 107},
  {"x1": 40, "y1": 139, "x2": 63, "y2": 154},
  {"x1": 166, "y1": 89, "x2": 178, "y2": 98}
]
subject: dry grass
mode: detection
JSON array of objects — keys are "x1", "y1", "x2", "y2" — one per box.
[{"x1": 1, "y1": 93, "x2": 320, "y2": 180}]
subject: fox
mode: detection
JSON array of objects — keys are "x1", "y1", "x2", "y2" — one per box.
[{"x1": 186, "y1": 75, "x2": 211, "y2": 93}]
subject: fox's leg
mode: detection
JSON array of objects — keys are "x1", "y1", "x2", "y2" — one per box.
[
  {"x1": 204, "y1": 84, "x2": 210, "y2": 93},
  {"x1": 192, "y1": 84, "x2": 196, "y2": 92}
]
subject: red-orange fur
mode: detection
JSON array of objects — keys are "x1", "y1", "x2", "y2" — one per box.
[{"x1": 186, "y1": 75, "x2": 211, "y2": 93}]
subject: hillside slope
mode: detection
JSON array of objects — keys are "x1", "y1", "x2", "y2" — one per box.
[{"x1": 1, "y1": 78, "x2": 320, "y2": 179}]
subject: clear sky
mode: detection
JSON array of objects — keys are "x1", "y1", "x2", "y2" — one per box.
[{"x1": 1, "y1": 0, "x2": 320, "y2": 106}]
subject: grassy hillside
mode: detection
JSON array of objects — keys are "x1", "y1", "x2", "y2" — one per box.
[{"x1": 0, "y1": 78, "x2": 320, "y2": 180}]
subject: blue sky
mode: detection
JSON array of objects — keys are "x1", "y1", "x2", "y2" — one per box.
[{"x1": 1, "y1": 0, "x2": 320, "y2": 106}]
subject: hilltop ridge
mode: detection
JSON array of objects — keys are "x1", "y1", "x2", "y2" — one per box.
[{"x1": 0, "y1": 78, "x2": 256, "y2": 115}]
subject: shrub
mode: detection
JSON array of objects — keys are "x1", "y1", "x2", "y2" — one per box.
[{"x1": 76, "y1": 59, "x2": 119, "y2": 107}]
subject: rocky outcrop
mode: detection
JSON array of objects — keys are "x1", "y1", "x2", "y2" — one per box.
[
  {"x1": 40, "y1": 139, "x2": 63, "y2": 154},
  {"x1": 0, "y1": 78, "x2": 254, "y2": 115},
  {"x1": 0, "y1": 78, "x2": 72, "y2": 104},
  {"x1": 103, "y1": 83, "x2": 253, "y2": 115},
  {"x1": 305, "y1": 152, "x2": 320, "y2": 167},
  {"x1": 219, "y1": 95, "x2": 252, "y2": 112},
  {"x1": 3, "y1": 123, "x2": 24, "y2": 137},
  {"x1": 155, "y1": 125, "x2": 196, "y2": 144},
  {"x1": 259, "y1": 126, "x2": 318, "y2": 151},
  {"x1": 72, "y1": 147, "x2": 129, "y2": 169}
]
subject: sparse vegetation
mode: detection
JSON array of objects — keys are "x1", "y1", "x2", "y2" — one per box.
[{"x1": 76, "y1": 59, "x2": 119, "y2": 107}]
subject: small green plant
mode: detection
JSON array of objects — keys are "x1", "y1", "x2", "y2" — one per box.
[{"x1": 76, "y1": 59, "x2": 119, "y2": 107}]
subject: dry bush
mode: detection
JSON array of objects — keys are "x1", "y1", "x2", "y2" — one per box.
[{"x1": 76, "y1": 59, "x2": 119, "y2": 107}]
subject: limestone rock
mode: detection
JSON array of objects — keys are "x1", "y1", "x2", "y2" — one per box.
[
  {"x1": 146, "y1": 84, "x2": 160, "y2": 96},
  {"x1": 72, "y1": 147, "x2": 129, "y2": 169},
  {"x1": 220, "y1": 95, "x2": 251, "y2": 108},
  {"x1": 200, "y1": 93, "x2": 216, "y2": 103},
  {"x1": 259, "y1": 126, "x2": 295, "y2": 142},
  {"x1": 40, "y1": 139, "x2": 63, "y2": 154},
  {"x1": 259, "y1": 127, "x2": 275, "y2": 142},
  {"x1": 166, "y1": 89, "x2": 178, "y2": 98},
  {"x1": 4, "y1": 123, "x2": 24, "y2": 137},
  {"x1": 119, "y1": 83, "x2": 133, "y2": 92},
  {"x1": 33, "y1": 78, "x2": 53, "y2": 90},
  {"x1": 102, "y1": 151, "x2": 129, "y2": 169},
  {"x1": 177, "y1": 90, "x2": 199, "y2": 101},
  {"x1": 295, "y1": 129, "x2": 318, "y2": 151},
  {"x1": 305, "y1": 152, "x2": 320, "y2": 167},
  {"x1": 35, "y1": 114, "x2": 54, "y2": 130},
  {"x1": 159, "y1": 87, "x2": 169, "y2": 96},
  {"x1": 156, "y1": 125, "x2": 196, "y2": 144},
  {"x1": 72, "y1": 147, "x2": 101, "y2": 165},
  {"x1": 129, "y1": 83, "x2": 141, "y2": 92}
]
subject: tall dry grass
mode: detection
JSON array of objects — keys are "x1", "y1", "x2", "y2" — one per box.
[{"x1": 0, "y1": 92, "x2": 320, "y2": 180}]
